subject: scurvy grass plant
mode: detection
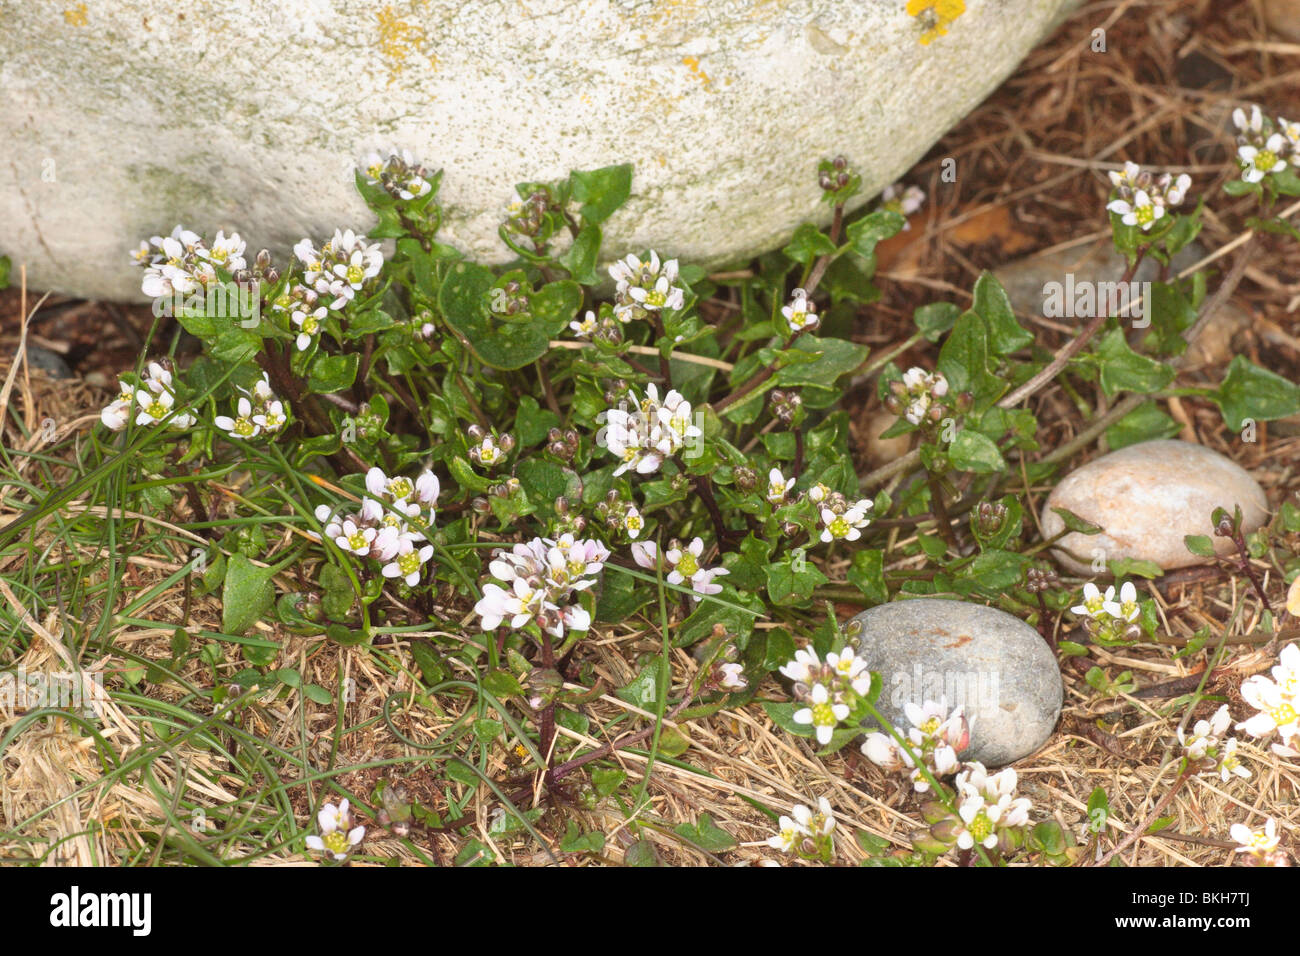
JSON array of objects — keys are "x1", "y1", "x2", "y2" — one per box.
[{"x1": 4, "y1": 98, "x2": 1300, "y2": 866}]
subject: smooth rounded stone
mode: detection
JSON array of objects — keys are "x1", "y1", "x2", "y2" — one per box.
[
  {"x1": 852, "y1": 599, "x2": 1061, "y2": 767},
  {"x1": 1041, "y1": 439, "x2": 1269, "y2": 575},
  {"x1": 25, "y1": 345, "x2": 73, "y2": 380},
  {"x1": 2, "y1": 0, "x2": 1079, "y2": 300}
]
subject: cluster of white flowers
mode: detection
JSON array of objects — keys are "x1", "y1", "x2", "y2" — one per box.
[
  {"x1": 1235, "y1": 642, "x2": 1299, "y2": 758},
  {"x1": 631, "y1": 537, "x2": 729, "y2": 601},
  {"x1": 473, "y1": 534, "x2": 610, "y2": 639},
  {"x1": 1071, "y1": 580, "x2": 1140, "y2": 643},
  {"x1": 767, "y1": 796, "x2": 836, "y2": 860},
  {"x1": 99, "y1": 360, "x2": 196, "y2": 432},
  {"x1": 360, "y1": 147, "x2": 435, "y2": 201},
  {"x1": 608, "y1": 250, "x2": 685, "y2": 325},
  {"x1": 293, "y1": 228, "x2": 385, "y2": 311},
  {"x1": 268, "y1": 282, "x2": 330, "y2": 351},
  {"x1": 948, "y1": 763, "x2": 1033, "y2": 851},
  {"x1": 213, "y1": 373, "x2": 288, "y2": 440},
  {"x1": 312, "y1": 467, "x2": 439, "y2": 587},
  {"x1": 1233, "y1": 105, "x2": 1297, "y2": 184},
  {"x1": 305, "y1": 799, "x2": 365, "y2": 862},
  {"x1": 1105, "y1": 161, "x2": 1192, "y2": 232},
  {"x1": 133, "y1": 225, "x2": 247, "y2": 298},
  {"x1": 900, "y1": 366, "x2": 950, "y2": 426},
  {"x1": 780, "y1": 647, "x2": 871, "y2": 745},
  {"x1": 880, "y1": 182, "x2": 926, "y2": 228},
  {"x1": 861, "y1": 699, "x2": 972, "y2": 793},
  {"x1": 817, "y1": 493, "x2": 873, "y2": 544},
  {"x1": 1177, "y1": 704, "x2": 1251, "y2": 782},
  {"x1": 599, "y1": 383, "x2": 702, "y2": 477},
  {"x1": 781, "y1": 288, "x2": 819, "y2": 335}
]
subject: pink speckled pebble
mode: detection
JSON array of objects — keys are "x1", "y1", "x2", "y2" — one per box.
[{"x1": 1041, "y1": 440, "x2": 1269, "y2": 575}]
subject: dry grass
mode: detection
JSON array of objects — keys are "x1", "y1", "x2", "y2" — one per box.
[{"x1": 2, "y1": 0, "x2": 1299, "y2": 867}]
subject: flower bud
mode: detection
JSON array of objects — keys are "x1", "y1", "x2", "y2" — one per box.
[{"x1": 734, "y1": 466, "x2": 757, "y2": 492}]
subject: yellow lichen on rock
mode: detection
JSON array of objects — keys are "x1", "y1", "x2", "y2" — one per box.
[{"x1": 906, "y1": 0, "x2": 966, "y2": 45}]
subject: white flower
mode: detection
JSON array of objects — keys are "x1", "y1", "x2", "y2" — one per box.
[
  {"x1": 664, "y1": 537, "x2": 729, "y2": 600},
  {"x1": 766, "y1": 468, "x2": 795, "y2": 506},
  {"x1": 767, "y1": 814, "x2": 808, "y2": 852},
  {"x1": 621, "y1": 504, "x2": 645, "y2": 539},
  {"x1": 381, "y1": 539, "x2": 435, "y2": 587},
  {"x1": 793, "y1": 682, "x2": 850, "y2": 745},
  {"x1": 1230, "y1": 818, "x2": 1279, "y2": 856},
  {"x1": 1279, "y1": 116, "x2": 1300, "y2": 151},
  {"x1": 471, "y1": 435, "x2": 504, "y2": 467},
  {"x1": 1239, "y1": 134, "x2": 1289, "y2": 183},
  {"x1": 1236, "y1": 673, "x2": 1299, "y2": 743},
  {"x1": 826, "y1": 649, "x2": 871, "y2": 696},
  {"x1": 1102, "y1": 580, "x2": 1139, "y2": 623},
  {"x1": 1108, "y1": 160, "x2": 1142, "y2": 190},
  {"x1": 601, "y1": 385, "x2": 700, "y2": 477},
  {"x1": 1071, "y1": 582, "x2": 1111, "y2": 618},
  {"x1": 818, "y1": 501, "x2": 872, "y2": 543},
  {"x1": 205, "y1": 230, "x2": 247, "y2": 271},
  {"x1": 778, "y1": 647, "x2": 822, "y2": 685},
  {"x1": 781, "y1": 288, "x2": 819, "y2": 334},
  {"x1": 134, "y1": 388, "x2": 180, "y2": 427},
  {"x1": 334, "y1": 519, "x2": 376, "y2": 557},
  {"x1": 100, "y1": 381, "x2": 135, "y2": 431},
  {"x1": 570, "y1": 310, "x2": 598, "y2": 338},
  {"x1": 881, "y1": 182, "x2": 926, "y2": 225},
  {"x1": 1107, "y1": 189, "x2": 1165, "y2": 230},
  {"x1": 252, "y1": 400, "x2": 288, "y2": 433},
  {"x1": 305, "y1": 799, "x2": 365, "y2": 861},
  {"x1": 718, "y1": 662, "x2": 747, "y2": 691},
  {"x1": 1178, "y1": 704, "x2": 1232, "y2": 762},
  {"x1": 1233, "y1": 105, "x2": 1263, "y2": 137},
  {"x1": 806, "y1": 482, "x2": 831, "y2": 504},
  {"x1": 214, "y1": 396, "x2": 261, "y2": 439},
  {"x1": 292, "y1": 304, "x2": 327, "y2": 351}
]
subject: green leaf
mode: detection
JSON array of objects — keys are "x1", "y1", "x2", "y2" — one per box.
[
  {"x1": 845, "y1": 210, "x2": 906, "y2": 265},
  {"x1": 847, "y1": 549, "x2": 888, "y2": 605},
  {"x1": 303, "y1": 684, "x2": 333, "y2": 705},
  {"x1": 439, "y1": 262, "x2": 553, "y2": 370},
  {"x1": 560, "y1": 223, "x2": 602, "y2": 284},
  {"x1": 569, "y1": 163, "x2": 633, "y2": 224},
  {"x1": 1107, "y1": 557, "x2": 1164, "y2": 579},
  {"x1": 528, "y1": 280, "x2": 584, "y2": 335},
  {"x1": 559, "y1": 821, "x2": 606, "y2": 855},
  {"x1": 624, "y1": 839, "x2": 660, "y2": 866},
  {"x1": 1105, "y1": 401, "x2": 1181, "y2": 450},
  {"x1": 595, "y1": 569, "x2": 650, "y2": 622},
  {"x1": 972, "y1": 272, "x2": 1032, "y2": 355},
  {"x1": 783, "y1": 222, "x2": 837, "y2": 266},
  {"x1": 773, "y1": 336, "x2": 869, "y2": 389},
  {"x1": 673, "y1": 813, "x2": 737, "y2": 852},
  {"x1": 765, "y1": 551, "x2": 828, "y2": 606},
  {"x1": 1212, "y1": 355, "x2": 1300, "y2": 431},
  {"x1": 1050, "y1": 506, "x2": 1104, "y2": 535},
  {"x1": 1183, "y1": 534, "x2": 1216, "y2": 557},
  {"x1": 761, "y1": 701, "x2": 813, "y2": 738},
  {"x1": 319, "y1": 563, "x2": 356, "y2": 622},
  {"x1": 0, "y1": 255, "x2": 10, "y2": 290},
  {"x1": 949, "y1": 430, "x2": 1006, "y2": 473},
  {"x1": 914, "y1": 301, "x2": 959, "y2": 342},
  {"x1": 937, "y1": 311, "x2": 1005, "y2": 411},
  {"x1": 515, "y1": 458, "x2": 577, "y2": 505},
  {"x1": 591, "y1": 767, "x2": 626, "y2": 798},
  {"x1": 222, "y1": 555, "x2": 276, "y2": 635},
  {"x1": 1095, "y1": 329, "x2": 1174, "y2": 398},
  {"x1": 482, "y1": 669, "x2": 525, "y2": 699},
  {"x1": 307, "y1": 352, "x2": 359, "y2": 394}
]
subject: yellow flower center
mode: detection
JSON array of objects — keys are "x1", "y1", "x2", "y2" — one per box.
[
  {"x1": 322, "y1": 830, "x2": 350, "y2": 856},
  {"x1": 676, "y1": 551, "x2": 699, "y2": 577},
  {"x1": 829, "y1": 516, "x2": 850, "y2": 538},
  {"x1": 1269, "y1": 703, "x2": 1296, "y2": 727},
  {"x1": 389, "y1": 478, "x2": 413, "y2": 500},
  {"x1": 346, "y1": 263, "x2": 365, "y2": 284},
  {"x1": 234, "y1": 417, "x2": 255, "y2": 437},
  {"x1": 347, "y1": 531, "x2": 368, "y2": 551},
  {"x1": 1135, "y1": 204, "x2": 1155, "y2": 225},
  {"x1": 967, "y1": 808, "x2": 993, "y2": 844},
  {"x1": 812, "y1": 701, "x2": 835, "y2": 726},
  {"x1": 398, "y1": 551, "x2": 422, "y2": 575},
  {"x1": 1256, "y1": 150, "x2": 1278, "y2": 172}
]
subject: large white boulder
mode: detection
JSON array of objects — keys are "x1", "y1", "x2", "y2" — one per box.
[{"x1": 1, "y1": 0, "x2": 1079, "y2": 300}]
